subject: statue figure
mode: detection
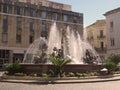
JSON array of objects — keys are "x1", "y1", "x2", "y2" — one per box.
[
  {"x1": 84, "y1": 49, "x2": 98, "y2": 64},
  {"x1": 51, "y1": 47, "x2": 64, "y2": 59}
]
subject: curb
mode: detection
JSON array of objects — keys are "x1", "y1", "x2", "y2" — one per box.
[
  {"x1": 1, "y1": 78, "x2": 120, "y2": 84},
  {"x1": 1, "y1": 75, "x2": 120, "y2": 84}
]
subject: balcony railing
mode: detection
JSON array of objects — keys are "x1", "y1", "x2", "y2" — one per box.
[
  {"x1": 95, "y1": 47, "x2": 107, "y2": 53},
  {"x1": 97, "y1": 35, "x2": 106, "y2": 39}
]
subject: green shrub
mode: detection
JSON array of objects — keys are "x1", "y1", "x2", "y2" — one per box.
[
  {"x1": 82, "y1": 73, "x2": 88, "y2": 77},
  {"x1": 108, "y1": 54, "x2": 120, "y2": 64},
  {"x1": 30, "y1": 73, "x2": 38, "y2": 77},
  {"x1": 103, "y1": 62, "x2": 117, "y2": 70},
  {"x1": 89, "y1": 72, "x2": 97, "y2": 76},
  {"x1": 42, "y1": 73, "x2": 49, "y2": 78},
  {"x1": 61, "y1": 71, "x2": 66, "y2": 77},
  {"x1": 76, "y1": 72, "x2": 83, "y2": 77},
  {"x1": 76, "y1": 73, "x2": 88, "y2": 77},
  {"x1": 14, "y1": 73, "x2": 26, "y2": 76},
  {"x1": 5, "y1": 63, "x2": 21, "y2": 75},
  {"x1": 114, "y1": 71, "x2": 120, "y2": 74},
  {"x1": 103, "y1": 61, "x2": 117, "y2": 74},
  {"x1": 68, "y1": 72, "x2": 75, "y2": 77}
]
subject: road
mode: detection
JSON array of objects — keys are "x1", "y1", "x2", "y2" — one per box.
[{"x1": 0, "y1": 80, "x2": 120, "y2": 90}]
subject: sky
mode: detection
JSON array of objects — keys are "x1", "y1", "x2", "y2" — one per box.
[{"x1": 50, "y1": 0, "x2": 120, "y2": 27}]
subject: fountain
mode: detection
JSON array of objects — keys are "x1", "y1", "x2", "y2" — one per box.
[
  {"x1": 23, "y1": 37, "x2": 48, "y2": 63},
  {"x1": 23, "y1": 22, "x2": 100, "y2": 64},
  {"x1": 21, "y1": 22, "x2": 102, "y2": 75}
]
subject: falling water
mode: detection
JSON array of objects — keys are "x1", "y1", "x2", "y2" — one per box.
[
  {"x1": 64, "y1": 27, "x2": 84, "y2": 64},
  {"x1": 47, "y1": 22, "x2": 62, "y2": 55},
  {"x1": 82, "y1": 28, "x2": 101, "y2": 63},
  {"x1": 23, "y1": 37, "x2": 47, "y2": 63},
  {"x1": 23, "y1": 22, "x2": 101, "y2": 64}
]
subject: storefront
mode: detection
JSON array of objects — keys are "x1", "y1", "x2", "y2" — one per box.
[
  {"x1": 0, "y1": 49, "x2": 26, "y2": 67},
  {"x1": 0, "y1": 50, "x2": 10, "y2": 67},
  {"x1": 13, "y1": 50, "x2": 25, "y2": 63}
]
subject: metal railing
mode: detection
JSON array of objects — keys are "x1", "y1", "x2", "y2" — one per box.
[
  {"x1": 97, "y1": 35, "x2": 106, "y2": 39},
  {"x1": 95, "y1": 47, "x2": 107, "y2": 53}
]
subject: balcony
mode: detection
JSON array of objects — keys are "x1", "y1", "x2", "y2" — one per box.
[
  {"x1": 97, "y1": 35, "x2": 106, "y2": 39},
  {"x1": 95, "y1": 47, "x2": 107, "y2": 54}
]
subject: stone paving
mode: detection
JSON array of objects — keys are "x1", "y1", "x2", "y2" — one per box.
[
  {"x1": 1, "y1": 70, "x2": 120, "y2": 90},
  {"x1": 0, "y1": 80, "x2": 120, "y2": 90},
  {"x1": 1, "y1": 74, "x2": 120, "y2": 84}
]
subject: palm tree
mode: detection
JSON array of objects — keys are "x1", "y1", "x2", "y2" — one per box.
[{"x1": 49, "y1": 55, "x2": 71, "y2": 77}]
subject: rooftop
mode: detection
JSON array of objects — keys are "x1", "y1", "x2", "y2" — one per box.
[
  {"x1": 4, "y1": 0, "x2": 71, "y2": 11},
  {"x1": 104, "y1": 7, "x2": 120, "y2": 16},
  {"x1": 86, "y1": 19, "x2": 105, "y2": 28}
]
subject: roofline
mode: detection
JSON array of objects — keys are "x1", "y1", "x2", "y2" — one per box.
[
  {"x1": 104, "y1": 7, "x2": 120, "y2": 16},
  {"x1": 86, "y1": 19, "x2": 105, "y2": 28}
]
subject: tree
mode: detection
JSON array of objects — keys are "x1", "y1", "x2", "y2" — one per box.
[
  {"x1": 108, "y1": 54, "x2": 120, "y2": 65},
  {"x1": 49, "y1": 55, "x2": 71, "y2": 77}
]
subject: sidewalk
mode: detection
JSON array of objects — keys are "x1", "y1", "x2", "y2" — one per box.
[{"x1": 1, "y1": 73, "x2": 120, "y2": 84}]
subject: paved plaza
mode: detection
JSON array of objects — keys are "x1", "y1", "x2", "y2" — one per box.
[
  {"x1": 0, "y1": 80, "x2": 120, "y2": 90},
  {"x1": 1, "y1": 71, "x2": 120, "y2": 90}
]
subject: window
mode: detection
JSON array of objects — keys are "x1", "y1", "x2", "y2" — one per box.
[
  {"x1": 52, "y1": 13, "x2": 58, "y2": 20},
  {"x1": 63, "y1": 15, "x2": 68, "y2": 22},
  {"x1": 42, "y1": 23, "x2": 46, "y2": 31},
  {"x1": 16, "y1": 21, "x2": 22, "y2": 31},
  {"x1": 73, "y1": 16, "x2": 77, "y2": 23},
  {"x1": 2, "y1": 33, "x2": 7, "y2": 42},
  {"x1": 17, "y1": 7, "x2": 22, "y2": 15},
  {"x1": 0, "y1": 50, "x2": 9, "y2": 58},
  {"x1": 110, "y1": 38, "x2": 115, "y2": 46},
  {"x1": 110, "y1": 21, "x2": 113, "y2": 28},
  {"x1": 41, "y1": 23, "x2": 47, "y2": 38},
  {"x1": 29, "y1": 36, "x2": 34, "y2": 44},
  {"x1": 30, "y1": 9, "x2": 34, "y2": 17},
  {"x1": 3, "y1": 4, "x2": 8, "y2": 13},
  {"x1": 100, "y1": 30, "x2": 103, "y2": 37},
  {"x1": 110, "y1": 21, "x2": 114, "y2": 31},
  {"x1": 100, "y1": 42, "x2": 104, "y2": 49},
  {"x1": 30, "y1": 22, "x2": 34, "y2": 31},
  {"x1": 41, "y1": 11, "x2": 46, "y2": 19},
  {"x1": 2, "y1": 19, "x2": 8, "y2": 29},
  {"x1": 0, "y1": 50, "x2": 9, "y2": 64},
  {"x1": 16, "y1": 34, "x2": 21, "y2": 43}
]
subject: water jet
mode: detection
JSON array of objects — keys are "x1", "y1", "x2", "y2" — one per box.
[{"x1": 21, "y1": 22, "x2": 102, "y2": 75}]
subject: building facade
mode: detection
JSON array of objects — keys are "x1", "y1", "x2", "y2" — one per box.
[
  {"x1": 104, "y1": 7, "x2": 120, "y2": 56},
  {"x1": 0, "y1": 0, "x2": 83, "y2": 65},
  {"x1": 86, "y1": 20, "x2": 107, "y2": 62}
]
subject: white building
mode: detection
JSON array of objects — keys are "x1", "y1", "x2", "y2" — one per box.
[{"x1": 104, "y1": 7, "x2": 120, "y2": 56}]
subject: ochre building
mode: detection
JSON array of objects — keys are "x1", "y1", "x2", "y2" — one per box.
[
  {"x1": 0, "y1": 0, "x2": 83, "y2": 65},
  {"x1": 86, "y1": 20, "x2": 107, "y2": 62}
]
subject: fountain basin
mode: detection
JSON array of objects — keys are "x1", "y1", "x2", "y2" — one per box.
[{"x1": 20, "y1": 64, "x2": 102, "y2": 75}]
